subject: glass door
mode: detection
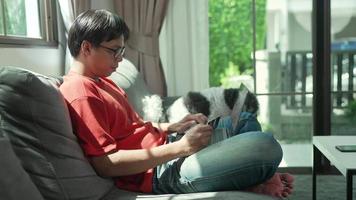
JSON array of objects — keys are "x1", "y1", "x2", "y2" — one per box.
[{"x1": 255, "y1": 0, "x2": 313, "y2": 167}]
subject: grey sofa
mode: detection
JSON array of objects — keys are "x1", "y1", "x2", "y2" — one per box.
[{"x1": 0, "y1": 64, "x2": 276, "y2": 200}]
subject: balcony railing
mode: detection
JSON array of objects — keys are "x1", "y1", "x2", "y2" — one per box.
[{"x1": 283, "y1": 49, "x2": 356, "y2": 110}]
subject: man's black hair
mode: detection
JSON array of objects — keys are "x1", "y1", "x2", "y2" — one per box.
[{"x1": 68, "y1": 9, "x2": 130, "y2": 58}]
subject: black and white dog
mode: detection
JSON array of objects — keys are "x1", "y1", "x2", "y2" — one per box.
[{"x1": 166, "y1": 87, "x2": 259, "y2": 123}]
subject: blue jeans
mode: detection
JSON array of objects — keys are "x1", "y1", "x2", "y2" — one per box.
[{"x1": 152, "y1": 112, "x2": 282, "y2": 194}]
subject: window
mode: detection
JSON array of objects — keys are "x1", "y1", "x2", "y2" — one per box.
[
  {"x1": 208, "y1": 0, "x2": 314, "y2": 168},
  {"x1": 0, "y1": 0, "x2": 57, "y2": 46}
]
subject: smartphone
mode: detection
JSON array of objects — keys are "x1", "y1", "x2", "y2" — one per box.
[
  {"x1": 207, "y1": 116, "x2": 221, "y2": 129},
  {"x1": 335, "y1": 145, "x2": 356, "y2": 152}
]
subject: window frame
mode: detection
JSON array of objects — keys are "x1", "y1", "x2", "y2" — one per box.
[{"x1": 0, "y1": 0, "x2": 58, "y2": 47}]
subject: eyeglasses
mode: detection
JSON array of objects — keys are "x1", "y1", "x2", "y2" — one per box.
[{"x1": 99, "y1": 45, "x2": 125, "y2": 58}]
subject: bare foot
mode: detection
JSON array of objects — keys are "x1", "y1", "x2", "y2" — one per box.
[
  {"x1": 246, "y1": 173, "x2": 294, "y2": 198},
  {"x1": 279, "y1": 173, "x2": 294, "y2": 188},
  {"x1": 264, "y1": 173, "x2": 294, "y2": 197},
  {"x1": 266, "y1": 173, "x2": 294, "y2": 188}
]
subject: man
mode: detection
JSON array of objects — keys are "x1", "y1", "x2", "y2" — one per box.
[{"x1": 60, "y1": 9, "x2": 293, "y2": 198}]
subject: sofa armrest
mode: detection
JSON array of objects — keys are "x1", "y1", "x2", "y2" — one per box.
[{"x1": 0, "y1": 133, "x2": 44, "y2": 200}]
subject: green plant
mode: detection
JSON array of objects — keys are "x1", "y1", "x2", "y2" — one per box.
[
  {"x1": 208, "y1": 0, "x2": 266, "y2": 86},
  {"x1": 345, "y1": 100, "x2": 356, "y2": 121},
  {"x1": 261, "y1": 122, "x2": 275, "y2": 134},
  {"x1": 220, "y1": 61, "x2": 240, "y2": 87},
  {"x1": 2, "y1": 0, "x2": 27, "y2": 36}
]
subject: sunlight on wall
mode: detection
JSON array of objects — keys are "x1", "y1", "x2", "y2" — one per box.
[{"x1": 0, "y1": 48, "x2": 62, "y2": 76}]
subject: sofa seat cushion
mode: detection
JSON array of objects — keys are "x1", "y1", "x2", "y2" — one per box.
[
  {"x1": 102, "y1": 187, "x2": 277, "y2": 200},
  {"x1": 0, "y1": 66, "x2": 114, "y2": 200}
]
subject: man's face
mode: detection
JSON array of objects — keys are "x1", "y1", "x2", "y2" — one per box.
[{"x1": 86, "y1": 36, "x2": 125, "y2": 78}]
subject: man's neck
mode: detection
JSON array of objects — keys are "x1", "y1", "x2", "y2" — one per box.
[{"x1": 70, "y1": 60, "x2": 100, "y2": 82}]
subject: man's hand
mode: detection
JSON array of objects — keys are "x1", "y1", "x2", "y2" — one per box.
[
  {"x1": 167, "y1": 113, "x2": 208, "y2": 133},
  {"x1": 90, "y1": 114, "x2": 211, "y2": 177},
  {"x1": 90, "y1": 123, "x2": 213, "y2": 177},
  {"x1": 177, "y1": 124, "x2": 213, "y2": 156}
]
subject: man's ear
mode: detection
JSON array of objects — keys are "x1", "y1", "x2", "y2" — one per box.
[{"x1": 81, "y1": 40, "x2": 92, "y2": 56}]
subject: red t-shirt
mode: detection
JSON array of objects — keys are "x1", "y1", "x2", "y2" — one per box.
[{"x1": 59, "y1": 71, "x2": 167, "y2": 193}]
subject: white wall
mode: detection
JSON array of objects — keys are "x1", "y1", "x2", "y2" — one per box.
[
  {"x1": 288, "y1": 13, "x2": 312, "y2": 51},
  {"x1": 0, "y1": 47, "x2": 63, "y2": 76}
]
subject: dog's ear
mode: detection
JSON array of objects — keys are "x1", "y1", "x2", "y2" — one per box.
[
  {"x1": 224, "y1": 88, "x2": 239, "y2": 110},
  {"x1": 184, "y1": 92, "x2": 210, "y2": 117},
  {"x1": 245, "y1": 92, "x2": 259, "y2": 113},
  {"x1": 224, "y1": 88, "x2": 259, "y2": 113}
]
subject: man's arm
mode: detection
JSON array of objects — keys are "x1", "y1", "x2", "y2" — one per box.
[{"x1": 90, "y1": 124, "x2": 212, "y2": 177}]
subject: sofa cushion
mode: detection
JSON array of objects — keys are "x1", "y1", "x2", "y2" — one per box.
[
  {"x1": 110, "y1": 58, "x2": 152, "y2": 118},
  {"x1": 0, "y1": 66, "x2": 114, "y2": 200},
  {"x1": 0, "y1": 132, "x2": 44, "y2": 200},
  {"x1": 110, "y1": 59, "x2": 180, "y2": 122}
]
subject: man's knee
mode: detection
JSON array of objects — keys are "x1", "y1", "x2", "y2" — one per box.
[
  {"x1": 248, "y1": 132, "x2": 283, "y2": 182},
  {"x1": 248, "y1": 132, "x2": 283, "y2": 167},
  {"x1": 265, "y1": 132, "x2": 282, "y2": 164},
  {"x1": 234, "y1": 112, "x2": 262, "y2": 135}
]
